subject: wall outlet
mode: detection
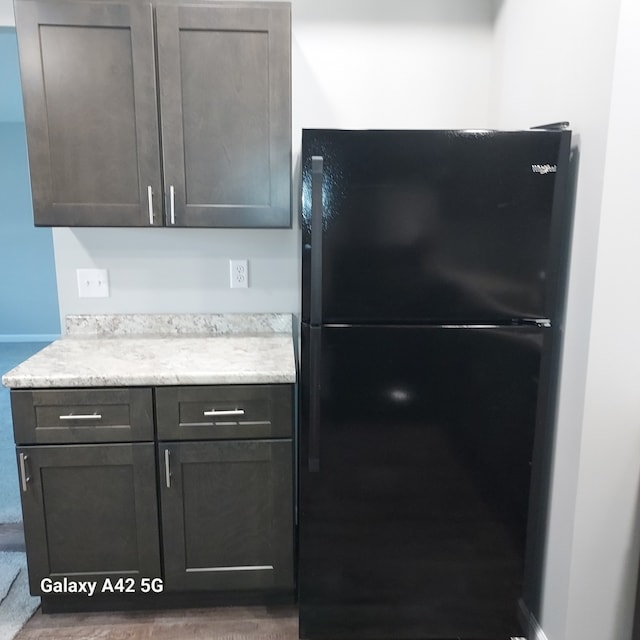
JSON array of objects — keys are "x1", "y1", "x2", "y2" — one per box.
[
  {"x1": 229, "y1": 259, "x2": 249, "y2": 289},
  {"x1": 77, "y1": 268, "x2": 110, "y2": 298}
]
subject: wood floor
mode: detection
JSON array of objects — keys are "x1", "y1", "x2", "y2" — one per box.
[
  {"x1": 16, "y1": 604, "x2": 299, "y2": 639},
  {"x1": 0, "y1": 524, "x2": 298, "y2": 639}
]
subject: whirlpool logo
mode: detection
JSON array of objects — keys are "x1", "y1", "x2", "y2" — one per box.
[{"x1": 532, "y1": 164, "x2": 557, "y2": 174}]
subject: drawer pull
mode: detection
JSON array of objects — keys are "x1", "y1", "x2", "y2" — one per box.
[
  {"x1": 19, "y1": 453, "x2": 30, "y2": 492},
  {"x1": 59, "y1": 413, "x2": 102, "y2": 421},
  {"x1": 203, "y1": 409, "x2": 245, "y2": 417},
  {"x1": 164, "y1": 449, "x2": 171, "y2": 488}
]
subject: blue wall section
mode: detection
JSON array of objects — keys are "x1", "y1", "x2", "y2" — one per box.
[
  {"x1": 0, "y1": 123, "x2": 61, "y2": 338},
  {"x1": 0, "y1": 30, "x2": 60, "y2": 340},
  {"x1": 0, "y1": 29, "x2": 24, "y2": 122}
]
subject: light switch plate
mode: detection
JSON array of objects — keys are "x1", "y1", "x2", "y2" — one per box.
[{"x1": 77, "y1": 268, "x2": 110, "y2": 298}]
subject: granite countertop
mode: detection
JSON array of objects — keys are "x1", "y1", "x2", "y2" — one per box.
[{"x1": 1, "y1": 314, "x2": 296, "y2": 389}]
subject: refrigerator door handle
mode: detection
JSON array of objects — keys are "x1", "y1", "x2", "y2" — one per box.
[
  {"x1": 310, "y1": 156, "x2": 324, "y2": 326},
  {"x1": 308, "y1": 325, "x2": 322, "y2": 472}
]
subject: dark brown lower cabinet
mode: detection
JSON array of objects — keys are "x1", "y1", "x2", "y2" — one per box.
[
  {"x1": 159, "y1": 439, "x2": 294, "y2": 591},
  {"x1": 17, "y1": 443, "x2": 161, "y2": 595},
  {"x1": 12, "y1": 383, "x2": 294, "y2": 609}
]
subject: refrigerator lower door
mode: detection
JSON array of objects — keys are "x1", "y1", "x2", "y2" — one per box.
[{"x1": 299, "y1": 324, "x2": 546, "y2": 640}]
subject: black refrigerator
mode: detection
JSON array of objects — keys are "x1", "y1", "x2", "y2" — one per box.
[{"x1": 298, "y1": 128, "x2": 572, "y2": 640}]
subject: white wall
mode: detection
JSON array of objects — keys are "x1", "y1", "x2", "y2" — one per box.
[
  {"x1": 493, "y1": 2, "x2": 640, "y2": 640},
  {"x1": 53, "y1": 227, "x2": 299, "y2": 317},
  {"x1": 0, "y1": 0, "x2": 13, "y2": 27},
  {"x1": 563, "y1": 1, "x2": 640, "y2": 637},
  {"x1": 53, "y1": 0, "x2": 496, "y2": 326}
]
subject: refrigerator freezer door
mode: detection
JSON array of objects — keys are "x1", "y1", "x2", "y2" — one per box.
[
  {"x1": 298, "y1": 323, "x2": 546, "y2": 639},
  {"x1": 301, "y1": 129, "x2": 570, "y2": 325}
]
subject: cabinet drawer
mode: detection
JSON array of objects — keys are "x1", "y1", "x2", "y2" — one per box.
[
  {"x1": 155, "y1": 385, "x2": 293, "y2": 441},
  {"x1": 11, "y1": 388, "x2": 154, "y2": 444}
]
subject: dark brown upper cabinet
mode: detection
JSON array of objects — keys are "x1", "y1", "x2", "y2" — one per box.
[
  {"x1": 156, "y1": 4, "x2": 291, "y2": 228},
  {"x1": 14, "y1": 0, "x2": 292, "y2": 228},
  {"x1": 15, "y1": 1, "x2": 162, "y2": 226}
]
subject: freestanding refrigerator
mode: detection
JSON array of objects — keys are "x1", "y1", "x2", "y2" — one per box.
[{"x1": 298, "y1": 128, "x2": 572, "y2": 639}]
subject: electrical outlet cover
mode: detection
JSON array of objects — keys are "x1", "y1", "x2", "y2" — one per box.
[{"x1": 229, "y1": 260, "x2": 249, "y2": 288}]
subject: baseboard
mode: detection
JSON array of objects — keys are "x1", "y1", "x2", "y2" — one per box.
[
  {"x1": 0, "y1": 334, "x2": 59, "y2": 343},
  {"x1": 518, "y1": 598, "x2": 549, "y2": 640}
]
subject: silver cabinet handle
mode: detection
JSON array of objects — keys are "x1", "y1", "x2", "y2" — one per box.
[
  {"x1": 147, "y1": 185, "x2": 154, "y2": 224},
  {"x1": 59, "y1": 413, "x2": 102, "y2": 421},
  {"x1": 203, "y1": 409, "x2": 245, "y2": 417},
  {"x1": 19, "y1": 453, "x2": 30, "y2": 493},
  {"x1": 170, "y1": 185, "x2": 175, "y2": 225},
  {"x1": 164, "y1": 449, "x2": 171, "y2": 488},
  {"x1": 187, "y1": 565, "x2": 274, "y2": 573}
]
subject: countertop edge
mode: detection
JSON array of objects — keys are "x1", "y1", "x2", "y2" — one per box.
[{"x1": 3, "y1": 372, "x2": 297, "y2": 389}]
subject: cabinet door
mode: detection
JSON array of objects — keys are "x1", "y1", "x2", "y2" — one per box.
[
  {"x1": 159, "y1": 440, "x2": 294, "y2": 591},
  {"x1": 17, "y1": 443, "x2": 161, "y2": 595},
  {"x1": 14, "y1": 0, "x2": 162, "y2": 226},
  {"x1": 156, "y1": 3, "x2": 291, "y2": 228}
]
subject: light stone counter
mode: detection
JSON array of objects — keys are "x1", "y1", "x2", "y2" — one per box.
[{"x1": 2, "y1": 314, "x2": 296, "y2": 389}]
